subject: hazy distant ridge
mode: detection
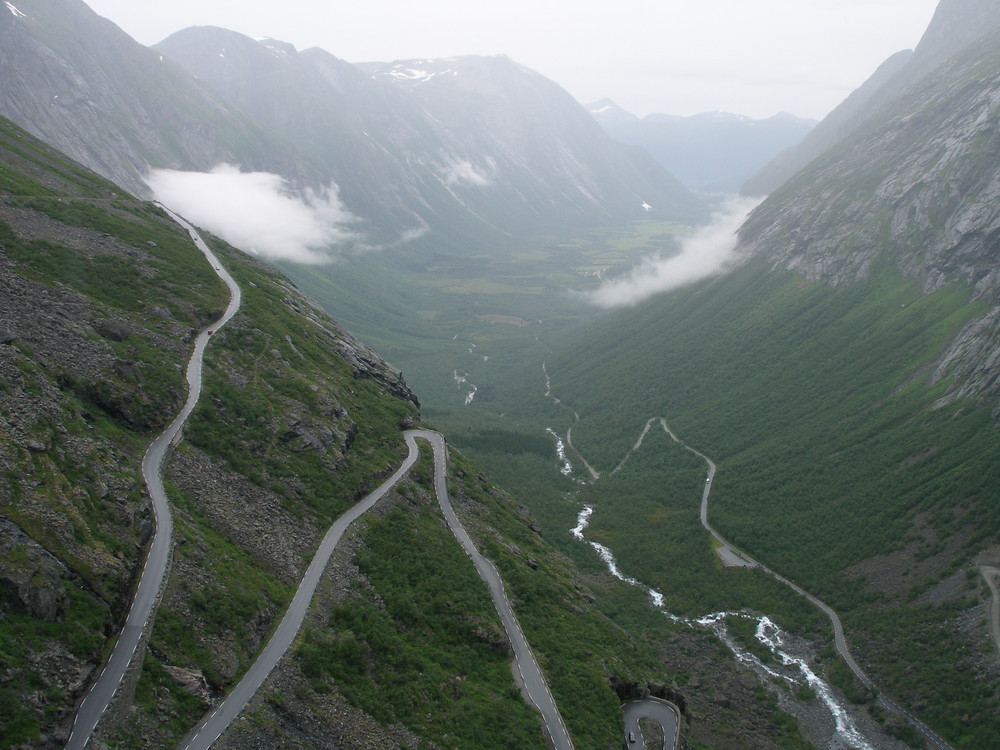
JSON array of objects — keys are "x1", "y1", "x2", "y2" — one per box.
[{"x1": 588, "y1": 99, "x2": 815, "y2": 193}]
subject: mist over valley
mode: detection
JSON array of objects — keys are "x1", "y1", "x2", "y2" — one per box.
[{"x1": 1, "y1": 1, "x2": 999, "y2": 749}]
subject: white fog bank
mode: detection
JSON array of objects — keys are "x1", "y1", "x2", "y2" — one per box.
[
  {"x1": 590, "y1": 195, "x2": 763, "y2": 308},
  {"x1": 146, "y1": 164, "x2": 359, "y2": 264}
]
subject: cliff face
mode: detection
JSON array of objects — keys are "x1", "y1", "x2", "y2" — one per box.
[
  {"x1": 742, "y1": 0, "x2": 1000, "y2": 196},
  {"x1": 737, "y1": 26, "x2": 1000, "y2": 409},
  {"x1": 0, "y1": 0, "x2": 304, "y2": 198}
]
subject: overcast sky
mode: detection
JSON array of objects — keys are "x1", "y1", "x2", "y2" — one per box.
[{"x1": 83, "y1": 0, "x2": 939, "y2": 120}]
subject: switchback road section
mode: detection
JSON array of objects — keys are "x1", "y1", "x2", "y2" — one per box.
[
  {"x1": 66, "y1": 209, "x2": 241, "y2": 750},
  {"x1": 411, "y1": 430, "x2": 575, "y2": 750},
  {"x1": 179, "y1": 430, "x2": 574, "y2": 750},
  {"x1": 622, "y1": 698, "x2": 679, "y2": 750}
]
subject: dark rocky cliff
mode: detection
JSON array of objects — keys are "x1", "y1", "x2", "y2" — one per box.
[
  {"x1": 0, "y1": 0, "x2": 306, "y2": 198},
  {"x1": 742, "y1": 0, "x2": 1000, "y2": 196},
  {"x1": 738, "y1": 25, "x2": 1000, "y2": 410}
]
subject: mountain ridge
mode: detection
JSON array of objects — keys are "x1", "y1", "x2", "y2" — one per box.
[
  {"x1": 743, "y1": 0, "x2": 1000, "y2": 196},
  {"x1": 588, "y1": 98, "x2": 816, "y2": 193},
  {"x1": 0, "y1": 0, "x2": 705, "y2": 253},
  {"x1": 737, "y1": 24, "x2": 1000, "y2": 412}
]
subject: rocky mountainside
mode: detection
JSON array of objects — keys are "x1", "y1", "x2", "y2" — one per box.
[
  {"x1": 0, "y1": 1, "x2": 703, "y2": 250},
  {"x1": 0, "y1": 112, "x2": 422, "y2": 746},
  {"x1": 365, "y1": 56, "x2": 702, "y2": 224},
  {"x1": 527, "y1": 11, "x2": 1000, "y2": 743},
  {"x1": 588, "y1": 99, "x2": 815, "y2": 193},
  {"x1": 742, "y1": 0, "x2": 1000, "y2": 196},
  {"x1": 738, "y1": 23, "x2": 1000, "y2": 410},
  {"x1": 2, "y1": 115, "x2": 799, "y2": 750},
  {"x1": 155, "y1": 32, "x2": 705, "y2": 238},
  {"x1": 0, "y1": 0, "x2": 309, "y2": 198}
]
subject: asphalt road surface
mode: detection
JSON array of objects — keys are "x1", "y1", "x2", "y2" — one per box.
[
  {"x1": 410, "y1": 430, "x2": 575, "y2": 750},
  {"x1": 178, "y1": 430, "x2": 574, "y2": 750},
  {"x1": 622, "y1": 699, "x2": 679, "y2": 750},
  {"x1": 66, "y1": 210, "x2": 241, "y2": 750},
  {"x1": 177, "y1": 432, "x2": 422, "y2": 750}
]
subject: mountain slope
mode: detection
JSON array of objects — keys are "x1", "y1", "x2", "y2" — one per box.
[
  {"x1": 1, "y1": 2, "x2": 703, "y2": 247},
  {"x1": 588, "y1": 100, "x2": 815, "y2": 193},
  {"x1": 155, "y1": 30, "x2": 705, "y2": 239},
  {"x1": 0, "y1": 0, "x2": 308, "y2": 197},
  {"x1": 367, "y1": 56, "x2": 703, "y2": 226},
  {"x1": 547, "y1": 258, "x2": 999, "y2": 747},
  {"x1": 742, "y1": 0, "x2": 1000, "y2": 196},
  {"x1": 522, "y1": 8, "x2": 1000, "y2": 747},
  {"x1": 0, "y1": 115, "x2": 772, "y2": 750},
  {"x1": 738, "y1": 25, "x2": 1000, "y2": 411},
  {"x1": 0, "y1": 111, "x2": 426, "y2": 746}
]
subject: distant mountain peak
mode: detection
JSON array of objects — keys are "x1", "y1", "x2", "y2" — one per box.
[
  {"x1": 743, "y1": 0, "x2": 1000, "y2": 196},
  {"x1": 689, "y1": 111, "x2": 753, "y2": 124},
  {"x1": 590, "y1": 104, "x2": 814, "y2": 192},
  {"x1": 257, "y1": 37, "x2": 297, "y2": 57},
  {"x1": 585, "y1": 99, "x2": 640, "y2": 126},
  {"x1": 380, "y1": 60, "x2": 459, "y2": 85},
  {"x1": 586, "y1": 98, "x2": 627, "y2": 114}
]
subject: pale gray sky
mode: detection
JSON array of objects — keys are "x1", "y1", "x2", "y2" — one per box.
[{"x1": 83, "y1": 0, "x2": 940, "y2": 120}]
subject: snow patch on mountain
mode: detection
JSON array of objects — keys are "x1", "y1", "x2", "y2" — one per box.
[
  {"x1": 385, "y1": 63, "x2": 458, "y2": 85},
  {"x1": 5, "y1": 2, "x2": 26, "y2": 18}
]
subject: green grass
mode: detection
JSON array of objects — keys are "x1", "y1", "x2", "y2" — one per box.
[
  {"x1": 540, "y1": 259, "x2": 1000, "y2": 746},
  {"x1": 299, "y1": 492, "x2": 547, "y2": 750}
]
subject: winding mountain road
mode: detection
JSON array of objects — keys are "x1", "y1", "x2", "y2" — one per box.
[
  {"x1": 178, "y1": 429, "x2": 573, "y2": 750},
  {"x1": 177, "y1": 434, "x2": 423, "y2": 750},
  {"x1": 622, "y1": 699, "x2": 679, "y2": 750},
  {"x1": 657, "y1": 418, "x2": 954, "y2": 750},
  {"x1": 65, "y1": 209, "x2": 241, "y2": 750},
  {"x1": 68, "y1": 206, "x2": 570, "y2": 749},
  {"x1": 413, "y1": 429, "x2": 575, "y2": 750}
]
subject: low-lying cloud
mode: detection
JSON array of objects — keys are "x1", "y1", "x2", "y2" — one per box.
[
  {"x1": 146, "y1": 164, "x2": 359, "y2": 264},
  {"x1": 590, "y1": 195, "x2": 763, "y2": 308},
  {"x1": 442, "y1": 157, "x2": 494, "y2": 187}
]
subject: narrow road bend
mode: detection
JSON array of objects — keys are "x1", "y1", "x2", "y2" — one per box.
[
  {"x1": 410, "y1": 430, "x2": 575, "y2": 750},
  {"x1": 178, "y1": 430, "x2": 573, "y2": 750},
  {"x1": 177, "y1": 433, "x2": 423, "y2": 750},
  {"x1": 622, "y1": 699, "x2": 679, "y2": 750},
  {"x1": 658, "y1": 419, "x2": 954, "y2": 750},
  {"x1": 66, "y1": 209, "x2": 241, "y2": 750}
]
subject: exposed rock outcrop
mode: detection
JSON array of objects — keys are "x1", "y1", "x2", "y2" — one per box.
[
  {"x1": 737, "y1": 25, "x2": 1000, "y2": 410},
  {"x1": 743, "y1": 0, "x2": 1000, "y2": 196}
]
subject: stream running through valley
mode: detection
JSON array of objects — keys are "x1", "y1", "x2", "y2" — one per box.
[
  {"x1": 569, "y1": 502, "x2": 878, "y2": 750},
  {"x1": 540, "y1": 367, "x2": 914, "y2": 749}
]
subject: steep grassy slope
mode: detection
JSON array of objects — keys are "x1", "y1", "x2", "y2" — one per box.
[
  {"x1": 0, "y1": 116, "x2": 230, "y2": 746},
  {"x1": 0, "y1": 112, "x2": 431, "y2": 746},
  {"x1": 1, "y1": 115, "x2": 811, "y2": 750},
  {"x1": 545, "y1": 258, "x2": 1000, "y2": 747}
]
